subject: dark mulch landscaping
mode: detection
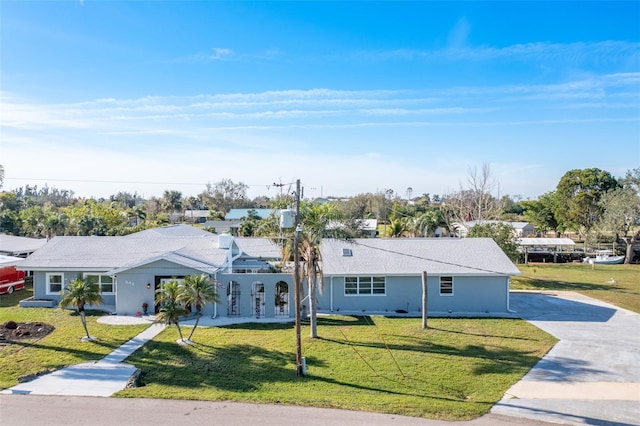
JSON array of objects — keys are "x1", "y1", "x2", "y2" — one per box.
[{"x1": 0, "y1": 321, "x2": 55, "y2": 342}]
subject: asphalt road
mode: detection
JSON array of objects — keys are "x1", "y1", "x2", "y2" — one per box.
[{"x1": 0, "y1": 395, "x2": 555, "y2": 426}]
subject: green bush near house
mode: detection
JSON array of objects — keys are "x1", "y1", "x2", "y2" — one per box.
[{"x1": 117, "y1": 316, "x2": 556, "y2": 421}]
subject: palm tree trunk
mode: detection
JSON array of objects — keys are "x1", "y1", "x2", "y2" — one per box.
[
  {"x1": 79, "y1": 308, "x2": 90, "y2": 339},
  {"x1": 187, "y1": 310, "x2": 200, "y2": 341},
  {"x1": 175, "y1": 323, "x2": 185, "y2": 342},
  {"x1": 308, "y1": 247, "x2": 318, "y2": 338},
  {"x1": 309, "y1": 274, "x2": 317, "y2": 338}
]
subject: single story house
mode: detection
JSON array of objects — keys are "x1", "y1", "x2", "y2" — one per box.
[
  {"x1": 17, "y1": 226, "x2": 520, "y2": 318},
  {"x1": 18, "y1": 225, "x2": 294, "y2": 318},
  {"x1": 317, "y1": 238, "x2": 520, "y2": 316},
  {"x1": 202, "y1": 219, "x2": 242, "y2": 235},
  {"x1": 452, "y1": 221, "x2": 536, "y2": 238},
  {"x1": 0, "y1": 235, "x2": 47, "y2": 257},
  {"x1": 183, "y1": 210, "x2": 213, "y2": 224}
]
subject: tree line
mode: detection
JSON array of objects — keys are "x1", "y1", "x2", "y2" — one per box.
[{"x1": 1, "y1": 165, "x2": 638, "y2": 262}]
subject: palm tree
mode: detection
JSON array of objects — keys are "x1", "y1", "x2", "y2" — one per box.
[
  {"x1": 155, "y1": 279, "x2": 189, "y2": 342},
  {"x1": 386, "y1": 218, "x2": 410, "y2": 237},
  {"x1": 162, "y1": 190, "x2": 183, "y2": 223},
  {"x1": 298, "y1": 202, "x2": 348, "y2": 338},
  {"x1": 178, "y1": 274, "x2": 219, "y2": 341},
  {"x1": 59, "y1": 277, "x2": 103, "y2": 340}
]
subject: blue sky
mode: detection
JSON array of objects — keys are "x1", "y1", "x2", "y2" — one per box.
[{"x1": 1, "y1": 1, "x2": 639, "y2": 201}]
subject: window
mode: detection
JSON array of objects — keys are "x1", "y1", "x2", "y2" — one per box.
[
  {"x1": 440, "y1": 276, "x2": 453, "y2": 295},
  {"x1": 344, "y1": 276, "x2": 385, "y2": 295},
  {"x1": 46, "y1": 273, "x2": 63, "y2": 294},
  {"x1": 85, "y1": 274, "x2": 114, "y2": 294}
]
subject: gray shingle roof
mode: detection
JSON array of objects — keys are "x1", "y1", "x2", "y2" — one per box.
[
  {"x1": 0, "y1": 235, "x2": 47, "y2": 255},
  {"x1": 19, "y1": 226, "x2": 228, "y2": 271},
  {"x1": 234, "y1": 238, "x2": 282, "y2": 259},
  {"x1": 321, "y1": 238, "x2": 520, "y2": 276}
]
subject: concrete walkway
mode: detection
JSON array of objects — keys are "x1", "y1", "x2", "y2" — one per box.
[
  {"x1": 1, "y1": 323, "x2": 166, "y2": 397},
  {"x1": 492, "y1": 291, "x2": 640, "y2": 425}
]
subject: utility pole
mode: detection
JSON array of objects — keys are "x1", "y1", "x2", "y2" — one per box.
[{"x1": 293, "y1": 179, "x2": 304, "y2": 376}]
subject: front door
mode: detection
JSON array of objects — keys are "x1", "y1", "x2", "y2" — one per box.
[
  {"x1": 275, "y1": 281, "x2": 289, "y2": 317},
  {"x1": 252, "y1": 282, "x2": 265, "y2": 318},
  {"x1": 227, "y1": 281, "x2": 241, "y2": 317}
]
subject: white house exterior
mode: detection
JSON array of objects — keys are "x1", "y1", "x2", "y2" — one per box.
[{"x1": 318, "y1": 238, "x2": 520, "y2": 316}]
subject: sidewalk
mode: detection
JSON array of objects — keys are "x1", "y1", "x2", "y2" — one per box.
[{"x1": 1, "y1": 323, "x2": 166, "y2": 397}]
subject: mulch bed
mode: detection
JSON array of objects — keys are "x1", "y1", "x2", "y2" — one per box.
[{"x1": 0, "y1": 321, "x2": 55, "y2": 342}]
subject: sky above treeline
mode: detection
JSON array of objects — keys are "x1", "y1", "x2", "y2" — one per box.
[{"x1": 1, "y1": 1, "x2": 638, "y2": 201}]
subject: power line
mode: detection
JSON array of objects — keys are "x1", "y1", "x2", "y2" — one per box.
[
  {"x1": 5, "y1": 176, "x2": 285, "y2": 189},
  {"x1": 349, "y1": 239, "x2": 513, "y2": 277}
]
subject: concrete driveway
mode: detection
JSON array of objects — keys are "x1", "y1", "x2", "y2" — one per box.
[{"x1": 492, "y1": 291, "x2": 640, "y2": 425}]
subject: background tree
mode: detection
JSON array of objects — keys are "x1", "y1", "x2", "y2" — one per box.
[
  {"x1": 520, "y1": 192, "x2": 559, "y2": 236},
  {"x1": 179, "y1": 274, "x2": 219, "y2": 341},
  {"x1": 553, "y1": 168, "x2": 618, "y2": 238},
  {"x1": 598, "y1": 168, "x2": 640, "y2": 263},
  {"x1": 467, "y1": 222, "x2": 519, "y2": 262},
  {"x1": 200, "y1": 179, "x2": 250, "y2": 212},
  {"x1": 411, "y1": 210, "x2": 445, "y2": 237},
  {"x1": 59, "y1": 277, "x2": 103, "y2": 340},
  {"x1": 385, "y1": 218, "x2": 410, "y2": 237},
  {"x1": 155, "y1": 279, "x2": 189, "y2": 343},
  {"x1": 162, "y1": 190, "x2": 183, "y2": 223},
  {"x1": 444, "y1": 163, "x2": 504, "y2": 225}
]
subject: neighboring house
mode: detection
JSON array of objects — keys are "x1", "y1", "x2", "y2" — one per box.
[
  {"x1": 18, "y1": 225, "x2": 294, "y2": 318},
  {"x1": 183, "y1": 210, "x2": 213, "y2": 224},
  {"x1": 318, "y1": 238, "x2": 520, "y2": 316},
  {"x1": 225, "y1": 209, "x2": 280, "y2": 220},
  {"x1": 0, "y1": 235, "x2": 47, "y2": 258},
  {"x1": 452, "y1": 221, "x2": 536, "y2": 238},
  {"x1": 326, "y1": 219, "x2": 378, "y2": 238},
  {"x1": 202, "y1": 220, "x2": 242, "y2": 235}
]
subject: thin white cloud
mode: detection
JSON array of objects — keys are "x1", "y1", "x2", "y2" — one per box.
[{"x1": 357, "y1": 41, "x2": 640, "y2": 64}]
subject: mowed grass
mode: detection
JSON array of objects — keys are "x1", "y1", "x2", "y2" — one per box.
[
  {"x1": 512, "y1": 263, "x2": 640, "y2": 313},
  {"x1": 0, "y1": 283, "x2": 148, "y2": 389},
  {"x1": 117, "y1": 316, "x2": 556, "y2": 421}
]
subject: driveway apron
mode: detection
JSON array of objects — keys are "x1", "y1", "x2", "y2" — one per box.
[{"x1": 492, "y1": 291, "x2": 640, "y2": 425}]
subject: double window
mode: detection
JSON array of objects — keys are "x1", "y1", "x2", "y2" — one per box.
[
  {"x1": 440, "y1": 276, "x2": 454, "y2": 295},
  {"x1": 46, "y1": 273, "x2": 64, "y2": 294},
  {"x1": 345, "y1": 276, "x2": 385, "y2": 295},
  {"x1": 84, "y1": 274, "x2": 114, "y2": 294}
]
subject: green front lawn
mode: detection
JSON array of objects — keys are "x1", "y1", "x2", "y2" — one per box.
[
  {"x1": 117, "y1": 316, "x2": 556, "y2": 421},
  {"x1": 0, "y1": 284, "x2": 148, "y2": 389},
  {"x1": 512, "y1": 263, "x2": 640, "y2": 313}
]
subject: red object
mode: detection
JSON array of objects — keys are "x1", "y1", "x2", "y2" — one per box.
[{"x1": 0, "y1": 266, "x2": 25, "y2": 295}]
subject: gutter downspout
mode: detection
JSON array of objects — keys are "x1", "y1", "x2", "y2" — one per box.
[
  {"x1": 211, "y1": 272, "x2": 218, "y2": 319},
  {"x1": 330, "y1": 276, "x2": 334, "y2": 312}
]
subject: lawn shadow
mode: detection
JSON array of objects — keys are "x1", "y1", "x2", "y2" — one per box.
[{"x1": 133, "y1": 339, "x2": 494, "y2": 406}]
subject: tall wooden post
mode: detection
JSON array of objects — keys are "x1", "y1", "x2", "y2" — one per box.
[{"x1": 421, "y1": 270, "x2": 428, "y2": 329}]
